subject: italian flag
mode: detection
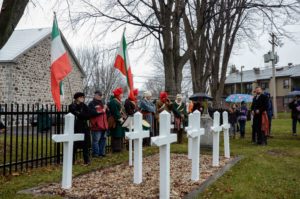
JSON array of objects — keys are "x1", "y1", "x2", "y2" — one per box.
[
  {"x1": 51, "y1": 15, "x2": 72, "y2": 111},
  {"x1": 114, "y1": 31, "x2": 134, "y2": 98}
]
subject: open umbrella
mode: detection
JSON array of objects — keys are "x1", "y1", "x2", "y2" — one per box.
[
  {"x1": 286, "y1": 90, "x2": 300, "y2": 97},
  {"x1": 225, "y1": 94, "x2": 253, "y2": 103},
  {"x1": 189, "y1": 93, "x2": 213, "y2": 101}
]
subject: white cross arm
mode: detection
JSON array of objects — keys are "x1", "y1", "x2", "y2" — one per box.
[
  {"x1": 188, "y1": 128, "x2": 205, "y2": 138},
  {"x1": 211, "y1": 126, "x2": 222, "y2": 133},
  {"x1": 126, "y1": 130, "x2": 150, "y2": 140},
  {"x1": 52, "y1": 134, "x2": 84, "y2": 143},
  {"x1": 185, "y1": 126, "x2": 191, "y2": 131},
  {"x1": 151, "y1": 134, "x2": 177, "y2": 147},
  {"x1": 221, "y1": 123, "x2": 230, "y2": 130}
]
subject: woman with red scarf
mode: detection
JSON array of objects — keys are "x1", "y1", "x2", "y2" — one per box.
[
  {"x1": 108, "y1": 87, "x2": 126, "y2": 152},
  {"x1": 155, "y1": 91, "x2": 172, "y2": 132}
]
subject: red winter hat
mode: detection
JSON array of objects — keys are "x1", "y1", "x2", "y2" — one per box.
[
  {"x1": 113, "y1": 87, "x2": 123, "y2": 97},
  {"x1": 133, "y1": 88, "x2": 139, "y2": 96},
  {"x1": 160, "y1": 91, "x2": 168, "y2": 100}
]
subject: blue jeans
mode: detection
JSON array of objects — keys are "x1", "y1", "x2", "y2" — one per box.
[{"x1": 91, "y1": 131, "x2": 107, "y2": 156}]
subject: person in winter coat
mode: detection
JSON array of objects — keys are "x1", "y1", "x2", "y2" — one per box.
[
  {"x1": 265, "y1": 92, "x2": 273, "y2": 137},
  {"x1": 229, "y1": 103, "x2": 238, "y2": 139},
  {"x1": 251, "y1": 86, "x2": 269, "y2": 145},
  {"x1": 69, "y1": 92, "x2": 95, "y2": 165},
  {"x1": 288, "y1": 94, "x2": 300, "y2": 136},
  {"x1": 140, "y1": 91, "x2": 156, "y2": 138},
  {"x1": 172, "y1": 94, "x2": 187, "y2": 143},
  {"x1": 88, "y1": 91, "x2": 108, "y2": 158},
  {"x1": 238, "y1": 101, "x2": 248, "y2": 138},
  {"x1": 108, "y1": 87, "x2": 126, "y2": 153},
  {"x1": 124, "y1": 89, "x2": 139, "y2": 117}
]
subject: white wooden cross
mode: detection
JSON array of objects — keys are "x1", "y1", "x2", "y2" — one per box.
[
  {"x1": 210, "y1": 111, "x2": 222, "y2": 167},
  {"x1": 125, "y1": 112, "x2": 149, "y2": 184},
  {"x1": 52, "y1": 113, "x2": 84, "y2": 189},
  {"x1": 186, "y1": 110, "x2": 204, "y2": 181},
  {"x1": 221, "y1": 111, "x2": 230, "y2": 159},
  {"x1": 151, "y1": 111, "x2": 177, "y2": 199},
  {"x1": 126, "y1": 117, "x2": 134, "y2": 166},
  {"x1": 185, "y1": 113, "x2": 193, "y2": 159}
]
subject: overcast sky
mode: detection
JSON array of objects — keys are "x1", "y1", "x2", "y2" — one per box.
[{"x1": 6, "y1": 1, "x2": 300, "y2": 88}]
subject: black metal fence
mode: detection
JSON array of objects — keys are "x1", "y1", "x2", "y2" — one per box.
[{"x1": 0, "y1": 104, "x2": 123, "y2": 176}]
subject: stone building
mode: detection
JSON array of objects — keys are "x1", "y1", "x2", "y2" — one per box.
[{"x1": 0, "y1": 28, "x2": 85, "y2": 105}]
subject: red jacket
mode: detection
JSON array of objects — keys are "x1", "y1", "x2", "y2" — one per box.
[{"x1": 88, "y1": 100, "x2": 108, "y2": 131}]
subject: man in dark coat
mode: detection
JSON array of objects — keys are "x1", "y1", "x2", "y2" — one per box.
[
  {"x1": 288, "y1": 95, "x2": 300, "y2": 136},
  {"x1": 251, "y1": 86, "x2": 269, "y2": 145},
  {"x1": 69, "y1": 92, "x2": 95, "y2": 165}
]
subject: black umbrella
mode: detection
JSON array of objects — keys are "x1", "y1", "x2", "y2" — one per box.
[
  {"x1": 286, "y1": 90, "x2": 300, "y2": 97},
  {"x1": 189, "y1": 93, "x2": 213, "y2": 101}
]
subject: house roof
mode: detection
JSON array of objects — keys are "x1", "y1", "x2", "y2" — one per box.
[
  {"x1": 225, "y1": 65, "x2": 300, "y2": 84},
  {"x1": 0, "y1": 28, "x2": 85, "y2": 76}
]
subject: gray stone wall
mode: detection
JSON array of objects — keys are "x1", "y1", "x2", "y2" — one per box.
[{"x1": 0, "y1": 36, "x2": 84, "y2": 106}]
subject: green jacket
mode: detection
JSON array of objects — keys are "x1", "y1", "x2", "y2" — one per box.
[
  {"x1": 172, "y1": 101, "x2": 187, "y2": 118},
  {"x1": 108, "y1": 96, "x2": 125, "y2": 138}
]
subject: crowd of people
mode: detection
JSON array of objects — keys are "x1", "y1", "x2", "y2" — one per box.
[
  {"x1": 1, "y1": 85, "x2": 298, "y2": 165},
  {"x1": 226, "y1": 86, "x2": 275, "y2": 145},
  {"x1": 68, "y1": 88, "x2": 191, "y2": 165}
]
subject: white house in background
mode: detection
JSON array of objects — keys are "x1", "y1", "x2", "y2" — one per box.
[{"x1": 0, "y1": 28, "x2": 85, "y2": 105}]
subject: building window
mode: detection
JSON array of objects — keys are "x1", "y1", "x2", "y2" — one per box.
[
  {"x1": 260, "y1": 82, "x2": 269, "y2": 90},
  {"x1": 230, "y1": 85, "x2": 235, "y2": 94},
  {"x1": 245, "y1": 83, "x2": 252, "y2": 94},
  {"x1": 283, "y1": 79, "x2": 289, "y2": 89}
]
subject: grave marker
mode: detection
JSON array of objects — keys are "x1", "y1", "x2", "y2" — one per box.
[
  {"x1": 210, "y1": 111, "x2": 222, "y2": 167},
  {"x1": 151, "y1": 111, "x2": 177, "y2": 199},
  {"x1": 186, "y1": 110, "x2": 204, "y2": 181},
  {"x1": 125, "y1": 112, "x2": 149, "y2": 184},
  {"x1": 52, "y1": 113, "x2": 84, "y2": 189},
  {"x1": 221, "y1": 111, "x2": 230, "y2": 158}
]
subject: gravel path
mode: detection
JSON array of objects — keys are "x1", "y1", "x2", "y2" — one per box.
[{"x1": 34, "y1": 153, "x2": 232, "y2": 199}]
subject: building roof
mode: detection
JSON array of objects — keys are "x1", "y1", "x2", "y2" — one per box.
[
  {"x1": 0, "y1": 28, "x2": 51, "y2": 61},
  {"x1": 0, "y1": 28, "x2": 85, "y2": 76},
  {"x1": 225, "y1": 65, "x2": 300, "y2": 84}
]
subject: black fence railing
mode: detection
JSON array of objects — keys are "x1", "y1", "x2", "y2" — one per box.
[{"x1": 0, "y1": 104, "x2": 134, "y2": 176}]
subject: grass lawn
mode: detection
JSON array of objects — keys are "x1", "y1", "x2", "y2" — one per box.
[
  {"x1": 0, "y1": 116, "x2": 300, "y2": 199},
  {"x1": 199, "y1": 117, "x2": 300, "y2": 199}
]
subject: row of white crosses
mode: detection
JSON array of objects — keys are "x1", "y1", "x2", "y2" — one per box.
[
  {"x1": 210, "y1": 111, "x2": 231, "y2": 166},
  {"x1": 52, "y1": 110, "x2": 231, "y2": 198}
]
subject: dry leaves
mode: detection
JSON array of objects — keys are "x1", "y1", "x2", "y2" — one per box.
[{"x1": 34, "y1": 154, "x2": 232, "y2": 199}]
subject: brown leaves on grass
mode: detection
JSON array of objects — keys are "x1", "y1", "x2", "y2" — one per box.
[{"x1": 35, "y1": 154, "x2": 232, "y2": 199}]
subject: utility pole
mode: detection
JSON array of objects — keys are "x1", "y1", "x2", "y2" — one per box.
[
  {"x1": 269, "y1": 33, "x2": 278, "y2": 119},
  {"x1": 240, "y1": 65, "x2": 244, "y2": 93}
]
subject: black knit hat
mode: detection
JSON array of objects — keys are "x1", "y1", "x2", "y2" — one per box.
[
  {"x1": 73, "y1": 92, "x2": 85, "y2": 99},
  {"x1": 94, "y1": 90, "x2": 103, "y2": 96}
]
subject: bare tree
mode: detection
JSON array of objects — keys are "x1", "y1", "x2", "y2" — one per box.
[
  {"x1": 0, "y1": 0, "x2": 29, "y2": 48},
  {"x1": 65, "y1": 0, "x2": 194, "y2": 96},
  {"x1": 183, "y1": 0, "x2": 300, "y2": 106},
  {"x1": 61, "y1": 0, "x2": 300, "y2": 105},
  {"x1": 76, "y1": 46, "x2": 126, "y2": 102}
]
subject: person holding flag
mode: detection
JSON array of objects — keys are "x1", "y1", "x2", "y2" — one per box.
[{"x1": 50, "y1": 13, "x2": 72, "y2": 111}]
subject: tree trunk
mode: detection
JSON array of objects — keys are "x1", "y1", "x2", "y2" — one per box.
[{"x1": 0, "y1": 0, "x2": 29, "y2": 48}]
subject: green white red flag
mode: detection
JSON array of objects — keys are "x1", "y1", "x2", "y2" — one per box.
[
  {"x1": 51, "y1": 15, "x2": 72, "y2": 111},
  {"x1": 114, "y1": 31, "x2": 134, "y2": 98}
]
